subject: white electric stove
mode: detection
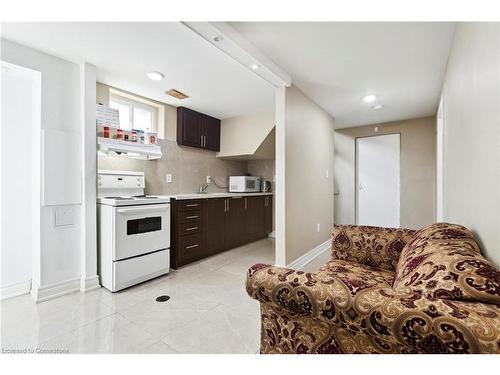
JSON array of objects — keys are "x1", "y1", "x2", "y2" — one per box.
[{"x1": 97, "y1": 170, "x2": 170, "y2": 292}]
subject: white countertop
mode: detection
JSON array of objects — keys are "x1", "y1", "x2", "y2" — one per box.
[{"x1": 166, "y1": 192, "x2": 273, "y2": 200}]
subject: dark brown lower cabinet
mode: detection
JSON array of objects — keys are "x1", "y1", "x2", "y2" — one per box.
[
  {"x1": 171, "y1": 195, "x2": 273, "y2": 268},
  {"x1": 203, "y1": 198, "x2": 226, "y2": 256},
  {"x1": 250, "y1": 196, "x2": 266, "y2": 240},
  {"x1": 265, "y1": 196, "x2": 273, "y2": 235},
  {"x1": 225, "y1": 197, "x2": 245, "y2": 249}
]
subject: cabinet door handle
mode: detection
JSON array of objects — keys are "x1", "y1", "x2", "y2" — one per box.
[
  {"x1": 244, "y1": 198, "x2": 247, "y2": 209},
  {"x1": 185, "y1": 244, "x2": 199, "y2": 249},
  {"x1": 186, "y1": 215, "x2": 199, "y2": 219},
  {"x1": 227, "y1": 198, "x2": 230, "y2": 212},
  {"x1": 204, "y1": 135, "x2": 206, "y2": 147},
  {"x1": 185, "y1": 226, "x2": 198, "y2": 231},
  {"x1": 185, "y1": 204, "x2": 199, "y2": 208},
  {"x1": 200, "y1": 135, "x2": 203, "y2": 147}
]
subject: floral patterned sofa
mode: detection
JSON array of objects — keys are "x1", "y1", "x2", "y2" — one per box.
[{"x1": 246, "y1": 223, "x2": 500, "y2": 353}]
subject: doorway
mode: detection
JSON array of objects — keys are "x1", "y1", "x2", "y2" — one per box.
[
  {"x1": 355, "y1": 134, "x2": 400, "y2": 227},
  {"x1": 1, "y1": 61, "x2": 41, "y2": 300}
]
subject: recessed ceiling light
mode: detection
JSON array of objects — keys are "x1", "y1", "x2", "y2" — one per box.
[
  {"x1": 251, "y1": 63, "x2": 260, "y2": 70},
  {"x1": 362, "y1": 94, "x2": 377, "y2": 103},
  {"x1": 212, "y1": 35, "x2": 223, "y2": 42},
  {"x1": 372, "y1": 104, "x2": 384, "y2": 110},
  {"x1": 147, "y1": 71, "x2": 165, "y2": 81}
]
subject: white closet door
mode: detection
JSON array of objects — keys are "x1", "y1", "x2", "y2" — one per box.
[{"x1": 356, "y1": 134, "x2": 400, "y2": 227}]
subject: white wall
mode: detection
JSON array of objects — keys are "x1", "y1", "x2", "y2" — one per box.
[
  {"x1": 80, "y1": 63, "x2": 99, "y2": 292},
  {"x1": 278, "y1": 85, "x2": 335, "y2": 265},
  {"x1": 218, "y1": 110, "x2": 275, "y2": 158},
  {"x1": 1, "y1": 62, "x2": 40, "y2": 298},
  {"x1": 440, "y1": 23, "x2": 500, "y2": 267},
  {"x1": 275, "y1": 87, "x2": 286, "y2": 266},
  {"x1": 1, "y1": 39, "x2": 97, "y2": 300}
]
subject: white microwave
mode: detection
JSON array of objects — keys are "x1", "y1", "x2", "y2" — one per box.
[{"x1": 229, "y1": 176, "x2": 261, "y2": 193}]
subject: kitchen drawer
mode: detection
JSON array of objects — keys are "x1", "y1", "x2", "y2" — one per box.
[
  {"x1": 112, "y1": 249, "x2": 170, "y2": 292},
  {"x1": 178, "y1": 221, "x2": 201, "y2": 236},
  {"x1": 178, "y1": 233, "x2": 203, "y2": 263},
  {"x1": 178, "y1": 210, "x2": 202, "y2": 223},
  {"x1": 178, "y1": 199, "x2": 203, "y2": 211}
]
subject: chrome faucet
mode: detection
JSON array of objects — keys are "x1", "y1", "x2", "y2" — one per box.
[{"x1": 199, "y1": 183, "x2": 209, "y2": 194}]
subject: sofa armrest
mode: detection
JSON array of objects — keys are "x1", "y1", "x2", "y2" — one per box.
[
  {"x1": 331, "y1": 224, "x2": 417, "y2": 272},
  {"x1": 246, "y1": 263, "x2": 352, "y2": 319},
  {"x1": 246, "y1": 263, "x2": 500, "y2": 353}
]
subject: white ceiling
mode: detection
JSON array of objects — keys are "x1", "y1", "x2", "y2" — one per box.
[
  {"x1": 1, "y1": 22, "x2": 275, "y2": 119},
  {"x1": 230, "y1": 22, "x2": 455, "y2": 128}
]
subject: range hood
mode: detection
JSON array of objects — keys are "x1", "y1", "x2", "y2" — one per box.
[{"x1": 97, "y1": 137, "x2": 162, "y2": 160}]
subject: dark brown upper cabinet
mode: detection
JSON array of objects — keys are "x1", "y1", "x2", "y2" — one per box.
[{"x1": 177, "y1": 107, "x2": 221, "y2": 151}]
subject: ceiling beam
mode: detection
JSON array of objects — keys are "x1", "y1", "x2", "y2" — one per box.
[{"x1": 182, "y1": 22, "x2": 292, "y2": 88}]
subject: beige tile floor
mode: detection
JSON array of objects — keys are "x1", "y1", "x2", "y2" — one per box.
[{"x1": 1, "y1": 238, "x2": 330, "y2": 354}]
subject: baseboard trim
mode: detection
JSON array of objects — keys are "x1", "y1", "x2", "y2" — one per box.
[
  {"x1": 80, "y1": 275, "x2": 100, "y2": 292},
  {"x1": 31, "y1": 277, "x2": 80, "y2": 303},
  {"x1": 0, "y1": 280, "x2": 31, "y2": 300},
  {"x1": 286, "y1": 239, "x2": 331, "y2": 270}
]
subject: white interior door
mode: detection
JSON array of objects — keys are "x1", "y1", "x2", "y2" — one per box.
[{"x1": 356, "y1": 134, "x2": 400, "y2": 227}]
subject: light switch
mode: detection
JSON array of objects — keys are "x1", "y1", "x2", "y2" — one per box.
[
  {"x1": 166, "y1": 174, "x2": 173, "y2": 183},
  {"x1": 55, "y1": 208, "x2": 74, "y2": 227}
]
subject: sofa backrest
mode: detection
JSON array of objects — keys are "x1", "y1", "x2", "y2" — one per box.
[
  {"x1": 393, "y1": 222, "x2": 500, "y2": 306},
  {"x1": 331, "y1": 225, "x2": 417, "y2": 272}
]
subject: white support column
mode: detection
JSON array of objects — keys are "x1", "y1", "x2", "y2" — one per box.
[
  {"x1": 274, "y1": 86, "x2": 286, "y2": 266},
  {"x1": 80, "y1": 62, "x2": 100, "y2": 292}
]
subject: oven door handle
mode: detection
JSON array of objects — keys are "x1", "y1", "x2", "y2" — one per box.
[{"x1": 116, "y1": 205, "x2": 169, "y2": 216}]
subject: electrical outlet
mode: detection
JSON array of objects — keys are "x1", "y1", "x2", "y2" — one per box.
[
  {"x1": 165, "y1": 174, "x2": 172, "y2": 183},
  {"x1": 206, "y1": 176, "x2": 211, "y2": 184},
  {"x1": 317, "y1": 223, "x2": 320, "y2": 233}
]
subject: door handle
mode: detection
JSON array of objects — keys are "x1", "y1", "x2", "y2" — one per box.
[{"x1": 116, "y1": 205, "x2": 169, "y2": 215}]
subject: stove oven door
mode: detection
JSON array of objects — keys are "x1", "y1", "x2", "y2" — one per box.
[{"x1": 114, "y1": 203, "x2": 170, "y2": 260}]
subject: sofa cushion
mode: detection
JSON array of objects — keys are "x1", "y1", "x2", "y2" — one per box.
[
  {"x1": 393, "y1": 223, "x2": 500, "y2": 306},
  {"x1": 318, "y1": 259, "x2": 394, "y2": 296}
]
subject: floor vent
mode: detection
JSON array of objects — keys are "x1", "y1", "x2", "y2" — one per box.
[{"x1": 156, "y1": 295, "x2": 171, "y2": 302}]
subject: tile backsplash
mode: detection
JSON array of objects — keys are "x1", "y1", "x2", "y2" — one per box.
[{"x1": 98, "y1": 139, "x2": 249, "y2": 195}]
